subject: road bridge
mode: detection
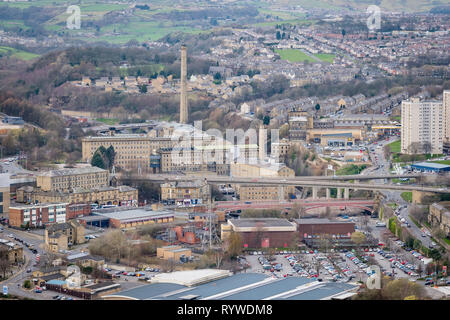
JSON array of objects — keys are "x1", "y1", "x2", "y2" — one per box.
[
  {"x1": 119, "y1": 174, "x2": 450, "y2": 198},
  {"x1": 214, "y1": 199, "x2": 375, "y2": 212}
]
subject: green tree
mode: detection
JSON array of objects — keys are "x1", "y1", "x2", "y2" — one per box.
[
  {"x1": 139, "y1": 84, "x2": 147, "y2": 93},
  {"x1": 105, "y1": 145, "x2": 116, "y2": 168},
  {"x1": 91, "y1": 151, "x2": 106, "y2": 169},
  {"x1": 263, "y1": 115, "x2": 270, "y2": 125},
  {"x1": 23, "y1": 280, "x2": 31, "y2": 289},
  {"x1": 315, "y1": 103, "x2": 320, "y2": 111}
]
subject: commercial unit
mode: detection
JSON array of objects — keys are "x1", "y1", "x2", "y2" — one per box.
[
  {"x1": 36, "y1": 166, "x2": 109, "y2": 192},
  {"x1": 410, "y1": 162, "x2": 450, "y2": 173},
  {"x1": 295, "y1": 218, "x2": 355, "y2": 241},
  {"x1": 45, "y1": 220, "x2": 85, "y2": 253},
  {"x1": 307, "y1": 128, "x2": 363, "y2": 146},
  {"x1": 103, "y1": 270, "x2": 358, "y2": 300},
  {"x1": 157, "y1": 245, "x2": 192, "y2": 261},
  {"x1": 93, "y1": 208, "x2": 175, "y2": 229},
  {"x1": 9, "y1": 203, "x2": 69, "y2": 228},
  {"x1": 401, "y1": 97, "x2": 446, "y2": 154},
  {"x1": 221, "y1": 218, "x2": 297, "y2": 248},
  {"x1": 161, "y1": 180, "x2": 210, "y2": 205}
]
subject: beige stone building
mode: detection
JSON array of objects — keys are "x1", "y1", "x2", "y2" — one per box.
[
  {"x1": 17, "y1": 185, "x2": 138, "y2": 207},
  {"x1": 429, "y1": 202, "x2": 450, "y2": 237},
  {"x1": 161, "y1": 180, "x2": 210, "y2": 205},
  {"x1": 45, "y1": 220, "x2": 85, "y2": 253},
  {"x1": 0, "y1": 241, "x2": 24, "y2": 264},
  {"x1": 36, "y1": 166, "x2": 109, "y2": 192},
  {"x1": 82, "y1": 130, "x2": 258, "y2": 175},
  {"x1": 271, "y1": 138, "x2": 290, "y2": 160},
  {"x1": 0, "y1": 174, "x2": 10, "y2": 218},
  {"x1": 239, "y1": 185, "x2": 295, "y2": 201},
  {"x1": 230, "y1": 161, "x2": 295, "y2": 178},
  {"x1": 401, "y1": 97, "x2": 445, "y2": 154},
  {"x1": 230, "y1": 161, "x2": 295, "y2": 201}
]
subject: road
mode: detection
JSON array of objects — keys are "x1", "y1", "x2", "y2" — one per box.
[
  {"x1": 214, "y1": 199, "x2": 375, "y2": 212},
  {"x1": 121, "y1": 173, "x2": 449, "y2": 194},
  {"x1": 0, "y1": 226, "x2": 84, "y2": 300},
  {"x1": 364, "y1": 136, "x2": 433, "y2": 248}
]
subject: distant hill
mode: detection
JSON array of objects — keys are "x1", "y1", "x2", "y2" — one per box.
[{"x1": 280, "y1": 0, "x2": 444, "y2": 13}]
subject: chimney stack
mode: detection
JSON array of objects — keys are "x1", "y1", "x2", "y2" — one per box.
[
  {"x1": 179, "y1": 45, "x2": 188, "y2": 124},
  {"x1": 259, "y1": 123, "x2": 267, "y2": 161}
]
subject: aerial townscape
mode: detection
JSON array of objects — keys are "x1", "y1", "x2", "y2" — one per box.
[{"x1": 0, "y1": 0, "x2": 450, "y2": 307}]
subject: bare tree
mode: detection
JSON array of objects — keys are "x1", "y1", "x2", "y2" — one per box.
[
  {"x1": 408, "y1": 142, "x2": 421, "y2": 155},
  {"x1": 292, "y1": 202, "x2": 306, "y2": 219},
  {"x1": 0, "y1": 248, "x2": 12, "y2": 279},
  {"x1": 422, "y1": 141, "x2": 432, "y2": 154}
]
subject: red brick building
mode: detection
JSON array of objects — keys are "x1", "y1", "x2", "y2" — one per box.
[
  {"x1": 295, "y1": 218, "x2": 355, "y2": 241},
  {"x1": 9, "y1": 203, "x2": 90, "y2": 228},
  {"x1": 9, "y1": 203, "x2": 69, "y2": 228},
  {"x1": 66, "y1": 203, "x2": 91, "y2": 219},
  {"x1": 223, "y1": 218, "x2": 298, "y2": 248}
]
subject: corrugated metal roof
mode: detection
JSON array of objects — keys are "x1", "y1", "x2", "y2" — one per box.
[{"x1": 104, "y1": 272, "x2": 357, "y2": 300}]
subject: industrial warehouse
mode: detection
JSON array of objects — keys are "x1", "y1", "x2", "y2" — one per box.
[
  {"x1": 102, "y1": 270, "x2": 358, "y2": 300},
  {"x1": 78, "y1": 208, "x2": 176, "y2": 229},
  {"x1": 221, "y1": 218, "x2": 298, "y2": 248},
  {"x1": 410, "y1": 162, "x2": 450, "y2": 173}
]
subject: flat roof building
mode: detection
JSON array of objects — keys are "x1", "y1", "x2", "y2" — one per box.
[
  {"x1": 295, "y1": 218, "x2": 355, "y2": 240},
  {"x1": 410, "y1": 162, "x2": 450, "y2": 173},
  {"x1": 222, "y1": 218, "x2": 297, "y2": 249},
  {"x1": 93, "y1": 208, "x2": 175, "y2": 229},
  {"x1": 102, "y1": 271, "x2": 358, "y2": 300},
  {"x1": 401, "y1": 96, "x2": 446, "y2": 155},
  {"x1": 36, "y1": 166, "x2": 109, "y2": 192}
]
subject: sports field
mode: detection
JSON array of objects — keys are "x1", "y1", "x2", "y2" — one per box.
[{"x1": 275, "y1": 49, "x2": 317, "y2": 63}]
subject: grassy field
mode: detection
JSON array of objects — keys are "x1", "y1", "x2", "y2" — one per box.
[
  {"x1": 96, "y1": 118, "x2": 119, "y2": 125},
  {"x1": 336, "y1": 164, "x2": 367, "y2": 176},
  {"x1": 313, "y1": 53, "x2": 335, "y2": 63},
  {"x1": 431, "y1": 160, "x2": 450, "y2": 165},
  {"x1": 387, "y1": 140, "x2": 401, "y2": 153},
  {"x1": 253, "y1": 19, "x2": 317, "y2": 27},
  {"x1": 0, "y1": 46, "x2": 40, "y2": 60},
  {"x1": 401, "y1": 192, "x2": 412, "y2": 203},
  {"x1": 275, "y1": 49, "x2": 317, "y2": 63}
]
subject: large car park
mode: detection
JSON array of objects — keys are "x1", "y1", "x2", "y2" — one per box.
[{"x1": 246, "y1": 251, "x2": 359, "y2": 282}]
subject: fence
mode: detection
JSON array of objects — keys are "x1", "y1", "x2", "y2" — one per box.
[{"x1": 45, "y1": 284, "x2": 92, "y2": 300}]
